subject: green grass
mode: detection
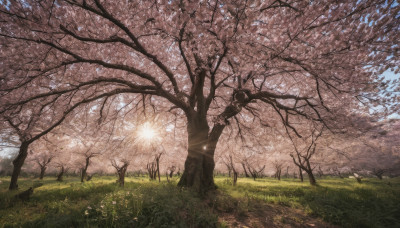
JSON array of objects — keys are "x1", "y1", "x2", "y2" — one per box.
[
  {"x1": 0, "y1": 176, "x2": 399, "y2": 227},
  {"x1": 0, "y1": 176, "x2": 217, "y2": 228},
  {"x1": 216, "y1": 176, "x2": 400, "y2": 228}
]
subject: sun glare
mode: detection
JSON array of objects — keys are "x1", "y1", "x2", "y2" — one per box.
[{"x1": 140, "y1": 123, "x2": 156, "y2": 140}]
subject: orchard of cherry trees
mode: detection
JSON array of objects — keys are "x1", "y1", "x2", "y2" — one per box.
[{"x1": 0, "y1": 0, "x2": 399, "y2": 193}]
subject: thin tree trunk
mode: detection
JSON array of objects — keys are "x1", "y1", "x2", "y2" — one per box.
[
  {"x1": 57, "y1": 166, "x2": 65, "y2": 181},
  {"x1": 299, "y1": 167, "x2": 304, "y2": 182},
  {"x1": 277, "y1": 169, "x2": 281, "y2": 180},
  {"x1": 156, "y1": 156, "x2": 161, "y2": 183},
  {"x1": 39, "y1": 166, "x2": 46, "y2": 180},
  {"x1": 81, "y1": 157, "x2": 90, "y2": 183},
  {"x1": 307, "y1": 171, "x2": 316, "y2": 185},
  {"x1": 9, "y1": 142, "x2": 30, "y2": 190},
  {"x1": 306, "y1": 160, "x2": 316, "y2": 185},
  {"x1": 242, "y1": 163, "x2": 249, "y2": 177},
  {"x1": 80, "y1": 169, "x2": 86, "y2": 183}
]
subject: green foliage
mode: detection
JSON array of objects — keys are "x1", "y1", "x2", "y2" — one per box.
[{"x1": 0, "y1": 176, "x2": 399, "y2": 228}]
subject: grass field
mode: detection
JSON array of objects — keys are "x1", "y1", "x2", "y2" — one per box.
[{"x1": 0, "y1": 176, "x2": 399, "y2": 227}]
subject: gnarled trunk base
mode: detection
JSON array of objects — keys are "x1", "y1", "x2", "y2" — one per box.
[
  {"x1": 178, "y1": 152, "x2": 216, "y2": 193},
  {"x1": 178, "y1": 118, "x2": 219, "y2": 193}
]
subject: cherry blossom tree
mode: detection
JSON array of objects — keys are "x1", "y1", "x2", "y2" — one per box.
[
  {"x1": 76, "y1": 142, "x2": 102, "y2": 182},
  {"x1": 347, "y1": 118, "x2": 400, "y2": 177},
  {"x1": 273, "y1": 160, "x2": 283, "y2": 180},
  {"x1": 31, "y1": 151, "x2": 54, "y2": 180},
  {"x1": 28, "y1": 135, "x2": 63, "y2": 179},
  {"x1": 111, "y1": 158, "x2": 129, "y2": 186},
  {"x1": 289, "y1": 125, "x2": 323, "y2": 185},
  {"x1": 1, "y1": 0, "x2": 399, "y2": 192}
]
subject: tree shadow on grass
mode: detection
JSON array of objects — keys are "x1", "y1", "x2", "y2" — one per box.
[
  {"x1": 299, "y1": 186, "x2": 400, "y2": 228},
  {"x1": 207, "y1": 189, "x2": 338, "y2": 228},
  {"x1": 217, "y1": 178, "x2": 400, "y2": 228},
  {"x1": 1, "y1": 182, "x2": 219, "y2": 228}
]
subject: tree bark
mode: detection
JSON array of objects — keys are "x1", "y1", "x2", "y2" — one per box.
[
  {"x1": 81, "y1": 157, "x2": 90, "y2": 183},
  {"x1": 80, "y1": 169, "x2": 86, "y2": 183},
  {"x1": 233, "y1": 171, "x2": 238, "y2": 186},
  {"x1": 307, "y1": 171, "x2": 316, "y2": 186},
  {"x1": 57, "y1": 166, "x2": 65, "y2": 181},
  {"x1": 169, "y1": 166, "x2": 175, "y2": 178},
  {"x1": 277, "y1": 169, "x2": 281, "y2": 180},
  {"x1": 305, "y1": 160, "x2": 316, "y2": 185},
  {"x1": 299, "y1": 167, "x2": 304, "y2": 182},
  {"x1": 178, "y1": 115, "x2": 224, "y2": 193},
  {"x1": 39, "y1": 166, "x2": 46, "y2": 180},
  {"x1": 242, "y1": 163, "x2": 250, "y2": 177},
  {"x1": 156, "y1": 155, "x2": 161, "y2": 183},
  {"x1": 118, "y1": 169, "x2": 126, "y2": 187},
  {"x1": 9, "y1": 142, "x2": 30, "y2": 190}
]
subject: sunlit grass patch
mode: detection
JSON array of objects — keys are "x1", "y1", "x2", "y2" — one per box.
[
  {"x1": 216, "y1": 176, "x2": 400, "y2": 227},
  {"x1": 0, "y1": 176, "x2": 399, "y2": 227},
  {"x1": 0, "y1": 176, "x2": 217, "y2": 227}
]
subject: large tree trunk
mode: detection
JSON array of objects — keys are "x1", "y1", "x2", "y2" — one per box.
[
  {"x1": 178, "y1": 115, "x2": 224, "y2": 193},
  {"x1": 9, "y1": 142, "x2": 29, "y2": 190},
  {"x1": 39, "y1": 166, "x2": 46, "y2": 180}
]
